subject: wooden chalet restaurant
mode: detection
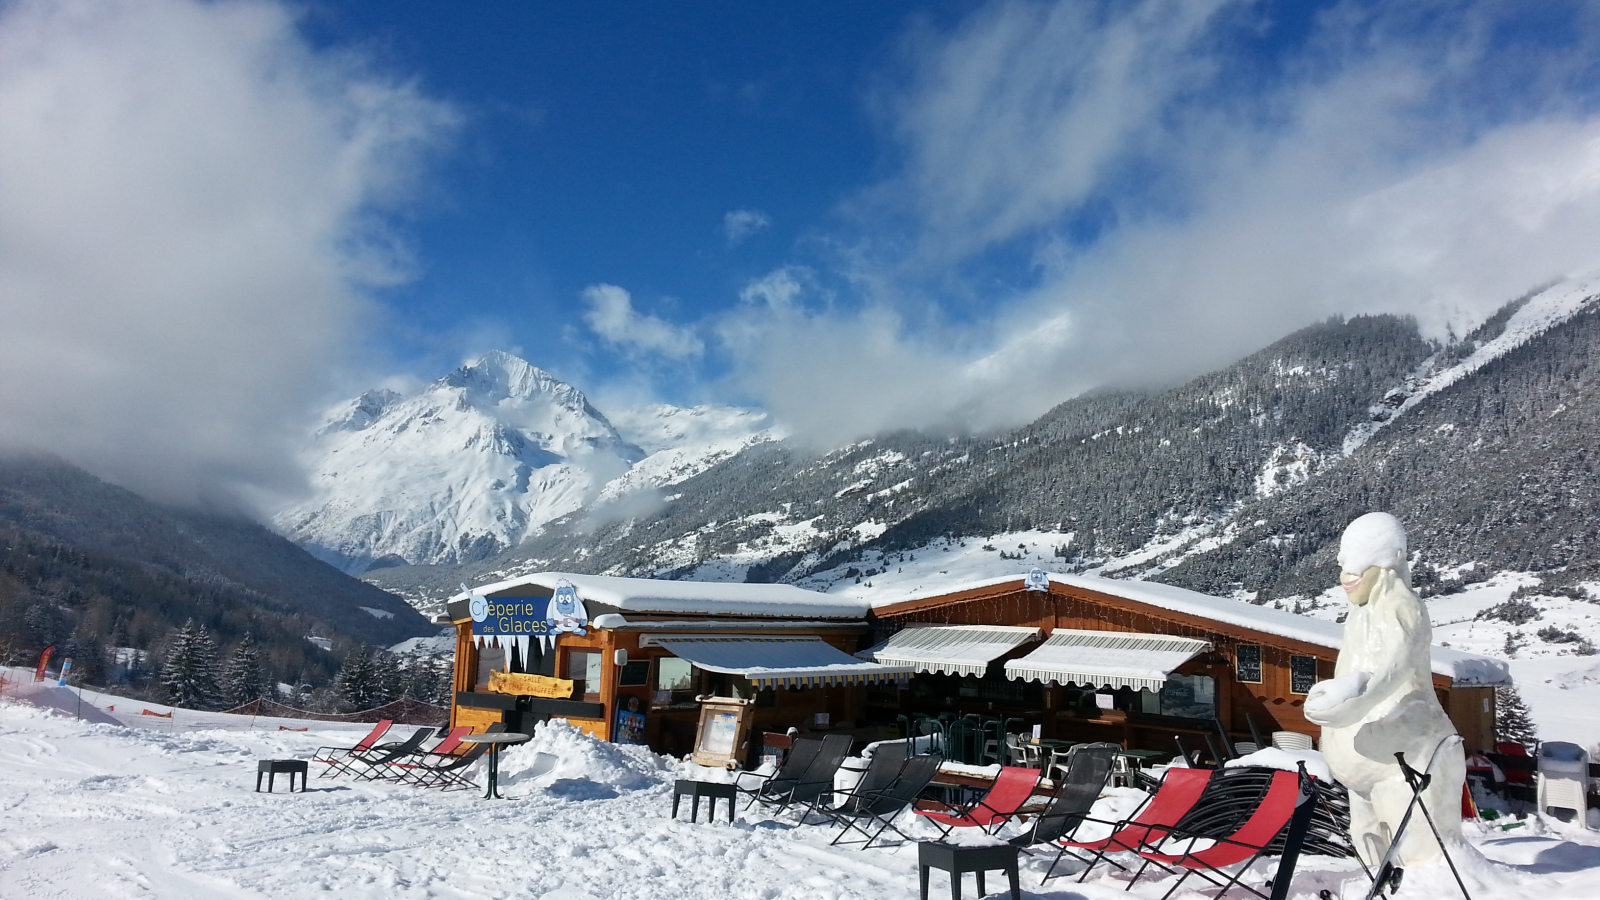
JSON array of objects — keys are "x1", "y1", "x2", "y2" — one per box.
[{"x1": 443, "y1": 569, "x2": 1508, "y2": 766}]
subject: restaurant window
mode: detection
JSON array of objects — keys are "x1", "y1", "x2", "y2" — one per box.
[
  {"x1": 564, "y1": 649, "x2": 603, "y2": 701},
  {"x1": 654, "y1": 656, "x2": 695, "y2": 706},
  {"x1": 1290, "y1": 655, "x2": 1319, "y2": 695},
  {"x1": 1157, "y1": 673, "x2": 1216, "y2": 720},
  {"x1": 1236, "y1": 644, "x2": 1263, "y2": 684}
]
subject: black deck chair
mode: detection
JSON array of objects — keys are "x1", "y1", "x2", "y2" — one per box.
[
  {"x1": 342, "y1": 727, "x2": 435, "y2": 781},
  {"x1": 829, "y1": 753, "x2": 945, "y2": 849},
  {"x1": 386, "y1": 723, "x2": 506, "y2": 787},
  {"x1": 397, "y1": 742, "x2": 491, "y2": 790},
  {"x1": 808, "y1": 741, "x2": 909, "y2": 820},
  {"x1": 1009, "y1": 744, "x2": 1118, "y2": 856},
  {"x1": 749, "y1": 733, "x2": 853, "y2": 817},
  {"x1": 737, "y1": 735, "x2": 827, "y2": 808}
]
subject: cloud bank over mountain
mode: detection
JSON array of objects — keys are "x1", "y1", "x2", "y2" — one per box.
[
  {"x1": 701, "y1": 0, "x2": 1600, "y2": 444},
  {"x1": 0, "y1": 0, "x2": 453, "y2": 508}
]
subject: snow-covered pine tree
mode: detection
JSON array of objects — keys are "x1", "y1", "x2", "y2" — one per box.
[
  {"x1": 218, "y1": 633, "x2": 271, "y2": 708},
  {"x1": 333, "y1": 645, "x2": 382, "y2": 713},
  {"x1": 1495, "y1": 683, "x2": 1538, "y2": 747},
  {"x1": 158, "y1": 619, "x2": 221, "y2": 710}
]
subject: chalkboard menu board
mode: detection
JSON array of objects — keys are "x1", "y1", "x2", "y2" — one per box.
[
  {"x1": 1290, "y1": 655, "x2": 1318, "y2": 695},
  {"x1": 1235, "y1": 644, "x2": 1262, "y2": 684},
  {"x1": 618, "y1": 660, "x2": 652, "y2": 686}
]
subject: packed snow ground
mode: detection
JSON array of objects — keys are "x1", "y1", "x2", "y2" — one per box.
[{"x1": 5, "y1": 671, "x2": 1600, "y2": 900}]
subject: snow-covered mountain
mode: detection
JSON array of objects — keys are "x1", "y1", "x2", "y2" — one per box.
[
  {"x1": 274, "y1": 351, "x2": 773, "y2": 573},
  {"x1": 366, "y1": 276, "x2": 1600, "y2": 624}
]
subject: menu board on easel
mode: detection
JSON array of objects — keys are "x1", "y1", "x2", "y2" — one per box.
[{"x1": 691, "y1": 696, "x2": 753, "y2": 769}]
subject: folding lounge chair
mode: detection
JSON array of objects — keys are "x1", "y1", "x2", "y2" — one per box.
[
  {"x1": 374, "y1": 725, "x2": 473, "y2": 783},
  {"x1": 1009, "y1": 745, "x2": 1117, "y2": 857},
  {"x1": 829, "y1": 753, "x2": 945, "y2": 849},
  {"x1": 340, "y1": 727, "x2": 436, "y2": 781},
  {"x1": 749, "y1": 733, "x2": 853, "y2": 818},
  {"x1": 1127, "y1": 768, "x2": 1301, "y2": 900},
  {"x1": 807, "y1": 741, "x2": 908, "y2": 818},
  {"x1": 399, "y1": 742, "x2": 491, "y2": 790},
  {"x1": 312, "y1": 719, "x2": 394, "y2": 778},
  {"x1": 914, "y1": 765, "x2": 1042, "y2": 838},
  {"x1": 390, "y1": 723, "x2": 507, "y2": 788},
  {"x1": 736, "y1": 735, "x2": 826, "y2": 808},
  {"x1": 1044, "y1": 765, "x2": 1213, "y2": 884}
]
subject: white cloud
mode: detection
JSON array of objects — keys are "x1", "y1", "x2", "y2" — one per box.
[
  {"x1": 0, "y1": 0, "x2": 453, "y2": 508},
  {"x1": 582, "y1": 284, "x2": 704, "y2": 360},
  {"x1": 718, "y1": 0, "x2": 1600, "y2": 441},
  {"x1": 722, "y1": 208, "x2": 771, "y2": 247}
]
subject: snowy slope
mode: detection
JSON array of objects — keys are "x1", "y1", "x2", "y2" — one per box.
[
  {"x1": 1343, "y1": 276, "x2": 1600, "y2": 455},
  {"x1": 595, "y1": 404, "x2": 780, "y2": 505},
  {"x1": 5, "y1": 676, "x2": 1600, "y2": 900},
  {"x1": 275, "y1": 351, "x2": 645, "y2": 572}
]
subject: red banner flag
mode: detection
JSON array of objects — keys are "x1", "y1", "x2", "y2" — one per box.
[{"x1": 34, "y1": 645, "x2": 54, "y2": 682}]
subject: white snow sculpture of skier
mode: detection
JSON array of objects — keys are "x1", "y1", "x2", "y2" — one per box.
[{"x1": 1304, "y1": 512, "x2": 1464, "y2": 867}]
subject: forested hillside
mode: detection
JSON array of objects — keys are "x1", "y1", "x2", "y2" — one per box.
[{"x1": 0, "y1": 456, "x2": 435, "y2": 692}]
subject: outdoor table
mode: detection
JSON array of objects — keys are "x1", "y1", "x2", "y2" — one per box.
[
  {"x1": 461, "y1": 732, "x2": 530, "y2": 800},
  {"x1": 671, "y1": 779, "x2": 737, "y2": 823},
  {"x1": 255, "y1": 758, "x2": 308, "y2": 793},
  {"x1": 918, "y1": 841, "x2": 1020, "y2": 900}
]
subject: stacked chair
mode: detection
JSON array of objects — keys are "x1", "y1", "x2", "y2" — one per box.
[
  {"x1": 827, "y1": 753, "x2": 946, "y2": 849},
  {"x1": 739, "y1": 733, "x2": 854, "y2": 817}
]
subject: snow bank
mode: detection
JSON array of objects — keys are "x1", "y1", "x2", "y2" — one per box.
[{"x1": 498, "y1": 719, "x2": 674, "y2": 796}]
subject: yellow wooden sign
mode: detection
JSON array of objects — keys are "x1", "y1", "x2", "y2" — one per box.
[{"x1": 487, "y1": 670, "x2": 575, "y2": 699}]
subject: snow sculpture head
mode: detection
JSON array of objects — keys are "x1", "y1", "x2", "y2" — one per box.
[
  {"x1": 1307, "y1": 512, "x2": 1465, "y2": 868},
  {"x1": 1337, "y1": 512, "x2": 1409, "y2": 606}
]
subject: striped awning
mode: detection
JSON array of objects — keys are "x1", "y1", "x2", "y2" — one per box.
[
  {"x1": 859, "y1": 624, "x2": 1043, "y2": 677},
  {"x1": 652, "y1": 636, "x2": 915, "y2": 689},
  {"x1": 1003, "y1": 629, "x2": 1212, "y2": 692}
]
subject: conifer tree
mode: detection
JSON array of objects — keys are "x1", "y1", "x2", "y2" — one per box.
[
  {"x1": 218, "y1": 633, "x2": 271, "y2": 708},
  {"x1": 1495, "y1": 683, "x2": 1538, "y2": 746},
  {"x1": 333, "y1": 645, "x2": 381, "y2": 712},
  {"x1": 158, "y1": 619, "x2": 221, "y2": 710}
]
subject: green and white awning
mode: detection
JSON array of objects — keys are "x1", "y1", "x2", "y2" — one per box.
[
  {"x1": 859, "y1": 624, "x2": 1043, "y2": 677},
  {"x1": 1003, "y1": 629, "x2": 1212, "y2": 692},
  {"x1": 652, "y1": 636, "x2": 914, "y2": 689}
]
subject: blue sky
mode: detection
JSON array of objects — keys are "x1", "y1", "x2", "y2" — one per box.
[{"x1": 5, "y1": 0, "x2": 1600, "y2": 506}]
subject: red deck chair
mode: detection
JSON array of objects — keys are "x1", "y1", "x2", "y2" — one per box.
[
  {"x1": 311, "y1": 719, "x2": 393, "y2": 778},
  {"x1": 915, "y1": 765, "x2": 1043, "y2": 838},
  {"x1": 1044, "y1": 766, "x2": 1213, "y2": 884},
  {"x1": 381, "y1": 726, "x2": 474, "y2": 783},
  {"x1": 1128, "y1": 768, "x2": 1300, "y2": 900}
]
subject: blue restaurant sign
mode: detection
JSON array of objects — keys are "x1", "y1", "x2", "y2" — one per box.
[{"x1": 466, "y1": 579, "x2": 589, "y2": 652}]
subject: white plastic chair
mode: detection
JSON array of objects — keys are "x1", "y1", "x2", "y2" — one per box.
[
  {"x1": 1538, "y1": 741, "x2": 1591, "y2": 825},
  {"x1": 1272, "y1": 731, "x2": 1314, "y2": 752}
]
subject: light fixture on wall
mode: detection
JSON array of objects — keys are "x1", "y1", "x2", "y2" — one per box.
[{"x1": 614, "y1": 649, "x2": 628, "y2": 667}]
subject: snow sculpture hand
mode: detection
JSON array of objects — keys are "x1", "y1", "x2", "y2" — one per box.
[{"x1": 1303, "y1": 672, "x2": 1370, "y2": 728}]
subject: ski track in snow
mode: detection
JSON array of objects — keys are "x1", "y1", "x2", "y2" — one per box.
[{"x1": 6, "y1": 676, "x2": 1600, "y2": 900}]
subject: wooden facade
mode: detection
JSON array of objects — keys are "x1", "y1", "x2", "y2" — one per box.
[
  {"x1": 870, "y1": 578, "x2": 1499, "y2": 753},
  {"x1": 446, "y1": 572, "x2": 1502, "y2": 760}
]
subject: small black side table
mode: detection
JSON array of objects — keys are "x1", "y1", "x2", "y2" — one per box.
[
  {"x1": 461, "y1": 732, "x2": 531, "y2": 799},
  {"x1": 672, "y1": 779, "x2": 738, "y2": 823},
  {"x1": 918, "y1": 841, "x2": 1020, "y2": 900},
  {"x1": 256, "y1": 759, "x2": 309, "y2": 793}
]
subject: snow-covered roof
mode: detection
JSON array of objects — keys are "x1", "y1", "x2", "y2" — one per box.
[
  {"x1": 455, "y1": 572, "x2": 870, "y2": 619},
  {"x1": 870, "y1": 572, "x2": 1510, "y2": 686}
]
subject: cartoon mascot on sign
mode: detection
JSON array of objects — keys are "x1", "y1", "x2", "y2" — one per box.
[
  {"x1": 547, "y1": 579, "x2": 588, "y2": 637},
  {"x1": 1304, "y1": 512, "x2": 1464, "y2": 868}
]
